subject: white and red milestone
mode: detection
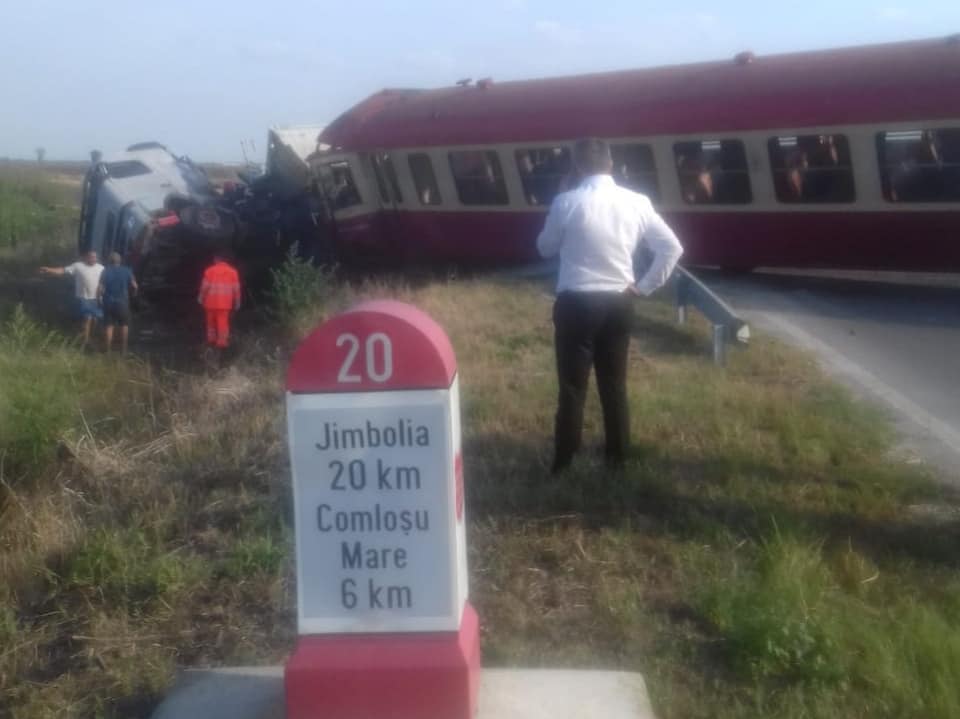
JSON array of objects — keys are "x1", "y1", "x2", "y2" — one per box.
[{"x1": 284, "y1": 300, "x2": 478, "y2": 719}]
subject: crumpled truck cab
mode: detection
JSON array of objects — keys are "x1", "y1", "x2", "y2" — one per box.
[{"x1": 78, "y1": 142, "x2": 237, "y2": 293}]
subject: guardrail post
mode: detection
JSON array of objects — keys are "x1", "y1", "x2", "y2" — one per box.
[{"x1": 712, "y1": 324, "x2": 726, "y2": 367}]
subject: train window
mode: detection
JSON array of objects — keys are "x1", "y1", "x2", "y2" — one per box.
[
  {"x1": 408, "y1": 153, "x2": 442, "y2": 206},
  {"x1": 372, "y1": 152, "x2": 403, "y2": 204},
  {"x1": 448, "y1": 150, "x2": 509, "y2": 205},
  {"x1": 768, "y1": 134, "x2": 855, "y2": 203},
  {"x1": 323, "y1": 161, "x2": 362, "y2": 211},
  {"x1": 876, "y1": 129, "x2": 960, "y2": 203},
  {"x1": 673, "y1": 140, "x2": 752, "y2": 204},
  {"x1": 515, "y1": 147, "x2": 571, "y2": 206},
  {"x1": 611, "y1": 143, "x2": 660, "y2": 201}
]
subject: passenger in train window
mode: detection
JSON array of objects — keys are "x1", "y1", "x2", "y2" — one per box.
[
  {"x1": 882, "y1": 130, "x2": 951, "y2": 202},
  {"x1": 800, "y1": 134, "x2": 852, "y2": 202},
  {"x1": 515, "y1": 147, "x2": 571, "y2": 206},
  {"x1": 676, "y1": 139, "x2": 755, "y2": 204},
  {"x1": 812, "y1": 134, "x2": 840, "y2": 167},
  {"x1": 324, "y1": 163, "x2": 361, "y2": 210},
  {"x1": 676, "y1": 153, "x2": 714, "y2": 204},
  {"x1": 409, "y1": 153, "x2": 442, "y2": 206},
  {"x1": 783, "y1": 149, "x2": 808, "y2": 200},
  {"x1": 449, "y1": 151, "x2": 509, "y2": 205},
  {"x1": 769, "y1": 134, "x2": 853, "y2": 203}
]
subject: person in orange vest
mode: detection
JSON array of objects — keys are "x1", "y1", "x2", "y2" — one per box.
[{"x1": 198, "y1": 252, "x2": 241, "y2": 352}]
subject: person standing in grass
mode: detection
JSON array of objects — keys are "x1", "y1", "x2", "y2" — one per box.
[
  {"x1": 198, "y1": 251, "x2": 241, "y2": 355},
  {"x1": 537, "y1": 138, "x2": 684, "y2": 473},
  {"x1": 39, "y1": 249, "x2": 104, "y2": 350},
  {"x1": 97, "y1": 252, "x2": 138, "y2": 356}
]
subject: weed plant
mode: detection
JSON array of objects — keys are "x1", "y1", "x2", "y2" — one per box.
[{"x1": 266, "y1": 245, "x2": 338, "y2": 336}]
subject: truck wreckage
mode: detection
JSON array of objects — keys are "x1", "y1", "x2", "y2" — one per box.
[{"x1": 78, "y1": 128, "x2": 332, "y2": 294}]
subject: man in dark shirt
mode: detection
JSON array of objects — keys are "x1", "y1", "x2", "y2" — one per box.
[{"x1": 97, "y1": 252, "x2": 138, "y2": 355}]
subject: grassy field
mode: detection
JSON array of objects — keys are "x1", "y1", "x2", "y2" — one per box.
[
  {"x1": 0, "y1": 162, "x2": 81, "y2": 268},
  {"x1": 1, "y1": 168, "x2": 959, "y2": 719}
]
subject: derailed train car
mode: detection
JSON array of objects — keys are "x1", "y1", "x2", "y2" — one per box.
[
  {"x1": 306, "y1": 35, "x2": 960, "y2": 272},
  {"x1": 84, "y1": 36, "x2": 960, "y2": 289}
]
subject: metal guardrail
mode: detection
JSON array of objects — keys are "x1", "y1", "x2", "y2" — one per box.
[
  {"x1": 501, "y1": 259, "x2": 749, "y2": 367},
  {"x1": 673, "y1": 267, "x2": 750, "y2": 366}
]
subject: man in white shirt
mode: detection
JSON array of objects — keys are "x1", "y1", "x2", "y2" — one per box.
[
  {"x1": 537, "y1": 138, "x2": 683, "y2": 473},
  {"x1": 40, "y1": 250, "x2": 105, "y2": 349}
]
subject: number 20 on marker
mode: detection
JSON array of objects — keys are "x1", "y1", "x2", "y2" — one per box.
[{"x1": 336, "y1": 333, "x2": 394, "y2": 383}]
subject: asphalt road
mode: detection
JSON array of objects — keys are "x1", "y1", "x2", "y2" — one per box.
[{"x1": 697, "y1": 269, "x2": 960, "y2": 484}]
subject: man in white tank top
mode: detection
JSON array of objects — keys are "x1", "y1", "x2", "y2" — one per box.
[{"x1": 40, "y1": 250, "x2": 105, "y2": 349}]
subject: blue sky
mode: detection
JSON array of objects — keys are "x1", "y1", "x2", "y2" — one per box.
[{"x1": 2, "y1": 0, "x2": 958, "y2": 162}]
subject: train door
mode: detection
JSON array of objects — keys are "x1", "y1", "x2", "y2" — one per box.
[
  {"x1": 312, "y1": 154, "x2": 379, "y2": 262},
  {"x1": 366, "y1": 151, "x2": 406, "y2": 260}
]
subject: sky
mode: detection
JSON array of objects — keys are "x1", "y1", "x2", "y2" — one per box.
[{"x1": 1, "y1": 0, "x2": 958, "y2": 163}]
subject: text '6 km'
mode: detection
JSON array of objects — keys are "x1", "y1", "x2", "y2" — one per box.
[{"x1": 336, "y1": 332, "x2": 393, "y2": 383}]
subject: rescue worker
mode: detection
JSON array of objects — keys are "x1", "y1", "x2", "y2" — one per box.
[{"x1": 198, "y1": 252, "x2": 241, "y2": 354}]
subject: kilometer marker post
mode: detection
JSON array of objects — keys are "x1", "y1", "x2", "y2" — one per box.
[{"x1": 284, "y1": 300, "x2": 478, "y2": 719}]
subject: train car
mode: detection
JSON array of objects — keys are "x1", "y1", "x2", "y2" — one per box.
[{"x1": 309, "y1": 35, "x2": 960, "y2": 272}]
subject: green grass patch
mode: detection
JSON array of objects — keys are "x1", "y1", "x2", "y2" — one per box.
[
  {"x1": 62, "y1": 527, "x2": 206, "y2": 609},
  {"x1": 220, "y1": 532, "x2": 288, "y2": 581},
  {"x1": 0, "y1": 304, "x2": 150, "y2": 481},
  {"x1": 0, "y1": 164, "x2": 79, "y2": 272}
]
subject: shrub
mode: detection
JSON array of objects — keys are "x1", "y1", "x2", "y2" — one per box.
[
  {"x1": 266, "y1": 245, "x2": 338, "y2": 334},
  {"x1": 699, "y1": 533, "x2": 844, "y2": 684}
]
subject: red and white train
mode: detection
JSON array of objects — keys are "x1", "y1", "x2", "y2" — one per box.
[{"x1": 308, "y1": 35, "x2": 960, "y2": 272}]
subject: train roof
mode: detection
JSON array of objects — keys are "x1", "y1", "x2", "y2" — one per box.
[{"x1": 320, "y1": 36, "x2": 960, "y2": 150}]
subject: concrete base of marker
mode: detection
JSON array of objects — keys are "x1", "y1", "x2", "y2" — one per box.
[
  {"x1": 152, "y1": 666, "x2": 657, "y2": 719},
  {"x1": 286, "y1": 604, "x2": 480, "y2": 719}
]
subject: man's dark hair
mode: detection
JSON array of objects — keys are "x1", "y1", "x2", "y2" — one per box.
[{"x1": 573, "y1": 138, "x2": 613, "y2": 176}]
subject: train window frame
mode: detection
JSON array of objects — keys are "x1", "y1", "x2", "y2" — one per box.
[
  {"x1": 448, "y1": 150, "x2": 510, "y2": 206},
  {"x1": 321, "y1": 160, "x2": 363, "y2": 212},
  {"x1": 673, "y1": 139, "x2": 753, "y2": 205},
  {"x1": 876, "y1": 128, "x2": 960, "y2": 203},
  {"x1": 514, "y1": 146, "x2": 572, "y2": 206},
  {"x1": 408, "y1": 153, "x2": 442, "y2": 206},
  {"x1": 767, "y1": 134, "x2": 856, "y2": 204},
  {"x1": 611, "y1": 143, "x2": 660, "y2": 201},
  {"x1": 371, "y1": 152, "x2": 404, "y2": 205}
]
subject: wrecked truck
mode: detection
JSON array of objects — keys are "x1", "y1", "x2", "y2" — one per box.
[{"x1": 77, "y1": 133, "x2": 332, "y2": 295}]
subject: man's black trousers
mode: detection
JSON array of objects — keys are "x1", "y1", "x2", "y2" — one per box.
[{"x1": 552, "y1": 290, "x2": 633, "y2": 472}]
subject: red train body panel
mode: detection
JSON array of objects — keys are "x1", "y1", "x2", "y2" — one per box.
[
  {"x1": 309, "y1": 37, "x2": 960, "y2": 272},
  {"x1": 322, "y1": 38, "x2": 960, "y2": 148}
]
